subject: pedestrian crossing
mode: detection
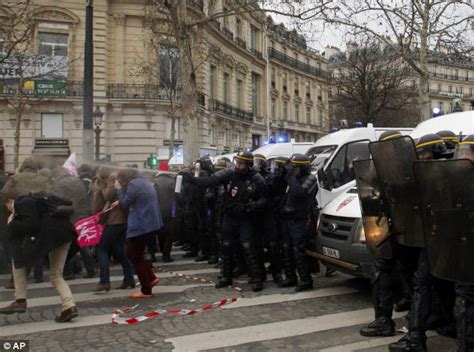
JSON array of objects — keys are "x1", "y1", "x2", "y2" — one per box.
[{"x1": 0, "y1": 249, "x2": 457, "y2": 351}]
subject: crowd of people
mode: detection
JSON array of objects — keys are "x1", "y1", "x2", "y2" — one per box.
[
  {"x1": 0, "y1": 130, "x2": 472, "y2": 352},
  {"x1": 0, "y1": 150, "x2": 321, "y2": 322}
]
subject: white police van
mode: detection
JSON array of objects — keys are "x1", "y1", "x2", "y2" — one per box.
[{"x1": 312, "y1": 111, "x2": 474, "y2": 278}]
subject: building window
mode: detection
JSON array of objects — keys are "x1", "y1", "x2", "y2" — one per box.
[
  {"x1": 250, "y1": 25, "x2": 259, "y2": 50},
  {"x1": 459, "y1": 86, "x2": 463, "y2": 95},
  {"x1": 38, "y1": 32, "x2": 68, "y2": 57},
  {"x1": 223, "y1": 7, "x2": 229, "y2": 27},
  {"x1": 470, "y1": 88, "x2": 473, "y2": 97},
  {"x1": 317, "y1": 108, "x2": 322, "y2": 126},
  {"x1": 209, "y1": 126, "x2": 215, "y2": 145},
  {"x1": 454, "y1": 69, "x2": 459, "y2": 80},
  {"x1": 306, "y1": 106, "x2": 311, "y2": 124},
  {"x1": 317, "y1": 85, "x2": 322, "y2": 99},
  {"x1": 223, "y1": 72, "x2": 230, "y2": 103},
  {"x1": 159, "y1": 45, "x2": 180, "y2": 92},
  {"x1": 236, "y1": 79, "x2": 243, "y2": 108},
  {"x1": 306, "y1": 81, "x2": 311, "y2": 98},
  {"x1": 294, "y1": 104, "x2": 300, "y2": 122},
  {"x1": 437, "y1": 84, "x2": 441, "y2": 92},
  {"x1": 236, "y1": 18, "x2": 242, "y2": 38},
  {"x1": 210, "y1": 65, "x2": 217, "y2": 99},
  {"x1": 282, "y1": 72, "x2": 288, "y2": 93},
  {"x1": 166, "y1": 117, "x2": 181, "y2": 139},
  {"x1": 283, "y1": 101, "x2": 288, "y2": 120},
  {"x1": 251, "y1": 72, "x2": 259, "y2": 116},
  {"x1": 271, "y1": 99, "x2": 276, "y2": 119},
  {"x1": 449, "y1": 85, "x2": 453, "y2": 93},
  {"x1": 41, "y1": 113, "x2": 63, "y2": 138},
  {"x1": 0, "y1": 32, "x2": 4, "y2": 54}
]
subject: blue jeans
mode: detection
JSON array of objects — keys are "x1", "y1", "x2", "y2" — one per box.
[{"x1": 98, "y1": 224, "x2": 134, "y2": 284}]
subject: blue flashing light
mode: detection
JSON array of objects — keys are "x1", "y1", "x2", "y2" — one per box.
[
  {"x1": 264, "y1": 140, "x2": 269, "y2": 145},
  {"x1": 277, "y1": 137, "x2": 285, "y2": 143},
  {"x1": 355, "y1": 121, "x2": 363, "y2": 128},
  {"x1": 432, "y1": 107, "x2": 444, "y2": 117},
  {"x1": 330, "y1": 127, "x2": 340, "y2": 133}
]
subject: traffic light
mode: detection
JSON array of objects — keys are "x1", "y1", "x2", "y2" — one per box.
[{"x1": 146, "y1": 154, "x2": 158, "y2": 169}]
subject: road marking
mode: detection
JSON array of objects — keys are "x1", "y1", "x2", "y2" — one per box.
[
  {"x1": 0, "y1": 268, "x2": 220, "y2": 293},
  {"x1": 319, "y1": 331, "x2": 437, "y2": 352},
  {"x1": 0, "y1": 314, "x2": 113, "y2": 337},
  {"x1": 223, "y1": 286, "x2": 358, "y2": 309},
  {"x1": 166, "y1": 309, "x2": 406, "y2": 352},
  {"x1": 0, "y1": 284, "x2": 212, "y2": 309}
]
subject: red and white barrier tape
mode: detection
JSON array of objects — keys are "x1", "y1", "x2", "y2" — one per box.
[
  {"x1": 112, "y1": 297, "x2": 238, "y2": 325},
  {"x1": 111, "y1": 268, "x2": 242, "y2": 325}
]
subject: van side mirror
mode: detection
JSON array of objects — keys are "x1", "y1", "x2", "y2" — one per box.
[{"x1": 317, "y1": 168, "x2": 333, "y2": 191}]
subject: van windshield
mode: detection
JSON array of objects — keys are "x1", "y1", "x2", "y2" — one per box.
[{"x1": 306, "y1": 145, "x2": 337, "y2": 171}]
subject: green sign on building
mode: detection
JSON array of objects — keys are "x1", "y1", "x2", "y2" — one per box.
[{"x1": 35, "y1": 80, "x2": 67, "y2": 96}]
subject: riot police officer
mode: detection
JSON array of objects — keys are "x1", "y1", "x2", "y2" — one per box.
[
  {"x1": 437, "y1": 130, "x2": 460, "y2": 153},
  {"x1": 277, "y1": 154, "x2": 318, "y2": 292},
  {"x1": 452, "y1": 134, "x2": 474, "y2": 351},
  {"x1": 389, "y1": 133, "x2": 452, "y2": 352},
  {"x1": 253, "y1": 154, "x2": 285, "y2": 284},
  {"x1": 185, "y1": 151, "x2": 266, "y2": 292},
  {"x1": 360, "y1": 131, "x2": 419, "y2": 338}
]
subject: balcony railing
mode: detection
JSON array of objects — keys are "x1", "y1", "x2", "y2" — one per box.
[
  {"x1": 429, "y1": 89, "x2": 471, "y2": 99},
  {"x1": 222, "y1": 27, "x2": 234, "y2": 41},
  {"x1": 0, "y1": 80, "x2": 83, "y2": 97},
  {"x1": 429, "y1": 73, "x2": 474, "y2": 82},
  {"x1": 268, "y1": 47, "x2": 328, "y2": 79},
  {"x1": 251, "y1": 48, "x2": 263, "y2": 60},
  {"x1": 208, "y1": 99, "x2": 253, "y2": 122},
  {"x1": 107, "y1": 84, "x2": 182, "y2": 100},
  {"x1": 235, "y1": 37, "x2": 247, "y2": 49}
]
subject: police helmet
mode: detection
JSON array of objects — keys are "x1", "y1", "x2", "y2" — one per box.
[
  {"x1": 253, "y1": 154, "x2": 267, "y2": 170},
  {"x1": 214, "y1": 158, "x2": 227, "y2": 170},
  {"x1": 416, "y1": 133, "x2": 451, "y2": 160},
  {"x1": 436, "y1": 130, "x2": 460, "y2": 150},
  {"x1": 198, "y1": 156, "x2": 214, "y2": 172},
  {"x1": 379, "y1": 130, "x2": 402, "y2": 141},
  {"x1": 289, "y1": 153, "x2": 311, "y2": 173},
  {"x1": 455, "y1": 134, "x2": 474, "y2": 161},
  {"x1": 234, "y1": 151, "x2": 254, "y2": 166}
]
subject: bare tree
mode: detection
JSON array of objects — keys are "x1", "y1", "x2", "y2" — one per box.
[
  {"x1": 0, "y1": 1, "x2": 35, "y2": 65},
  {"x1": 1, "y1": 1, "x2": 71, "y2": 168},
  {"x1": 321, "y1": 0, "x2": 474, "y2": 122},
  {"x1": 330, "y1": 37, "x2": 418, "y2": 127},
  {"x1": 145, "y1": 0, "x2": 329, "y2": 164}
]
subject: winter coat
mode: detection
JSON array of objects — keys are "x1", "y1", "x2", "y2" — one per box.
[
  {"x1": 2, "y1": 172, "x2": 51, "y2": 200},
  {"x1": 8, "y1": 193, "x2": 76, "y2": 268},
  {"x1": 153, "y1": 173, "x2": 176, "y2": 220},
  {"x1": 92, "y1": 174, "x2": 128, "y2": 225},
  {"x1": 51, "y1": 174, "x2": 89, "y2": 223},
  {"x1": 118, "y1": 175, "x2": 163, "y2": 238}
]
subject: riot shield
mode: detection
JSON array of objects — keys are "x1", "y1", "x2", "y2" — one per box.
[
  {"x1": 414, "y1": 159, "x2": 474, "y2": 284},
  {"x1": 353, "y1": 159, "x2": 392, "y2": 258},
  {"x1": 369, "y1": 136, "x2": 425, "y2": 247}
]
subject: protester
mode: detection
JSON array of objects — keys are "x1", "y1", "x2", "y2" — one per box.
[
  {"x1": 92, "y1": 166, "x2": 134, "y2": 292},
  {"x1": 51, "y1": 166, "x2": 96, "y2": 280},
  {"x1": 0, "y1": 193, "x2": 78, "y2": 323},
  {"x1": 112, "y1": 168, "x2": 163, "y2": 298}
]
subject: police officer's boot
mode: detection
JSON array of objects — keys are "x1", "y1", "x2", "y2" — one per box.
[
  {"x1": 232, "y1": 246, "x2": 247, "y2": 278},
  {"x1": 388, "y1": 332, "x2": 427, "y2": 352},
  {"x1": 241, "y1": 241, "x2": 263, "y2": 292},
  {"x1": 360, "y1": 316, "x2": 395, "y2": 337},
  {"x1": 269, "y1": 241, "x2": 283, "y2": 285},
  {"x1": 278, "y1": 243, "x2": 297, "y2": 288},
  {"x1": 215, "y1": 241, "x2": 233, "y2": 289},
  {"x1": 294, "y1": 247, "x2": 313, "y2": 292},
  {"x1": 454, "y1": 297, "x2": 474, "y2": 352}
]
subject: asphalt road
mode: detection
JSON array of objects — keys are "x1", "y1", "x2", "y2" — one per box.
[{"x1": 0, "y1": 248, "x2": 457, "y2": 351}]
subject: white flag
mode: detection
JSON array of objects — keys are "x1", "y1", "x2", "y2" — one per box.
[{"x1": 63, "y1": 152, "x2": 79, "y2": 177}]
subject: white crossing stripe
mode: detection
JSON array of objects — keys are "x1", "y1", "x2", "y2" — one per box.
[
  {"x1": 319, "y1": 331, "x2": 437, "y2": 352},
  {"x1": 223, "y1": 286, "x2": 358, "y2": 309},
  {"x1": 0, "y1": 268, "x2": 220, "y2": 293},
  {"x1": 0, "y1": 284, "x2": 212, "y2": 309},
  {"x1": 165, "y1": 309, "x2": 406, "y2": 351}
]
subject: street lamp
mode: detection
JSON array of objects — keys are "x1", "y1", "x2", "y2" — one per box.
[{"x1": 93, "y1": 105, "x2": 103, "y2": 161}]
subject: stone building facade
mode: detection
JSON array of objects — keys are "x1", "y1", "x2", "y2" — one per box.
[{"x1": 0, "y1": 0, "x2": 330, "y2": 171}]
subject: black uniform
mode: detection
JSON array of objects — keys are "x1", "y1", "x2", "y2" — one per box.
[
  {"x1": 187, "y1": 153, "x2": 266, "y2": 292},
  {"x1": 278, "y1": 154, "x2": 318, "y2": 292}
]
